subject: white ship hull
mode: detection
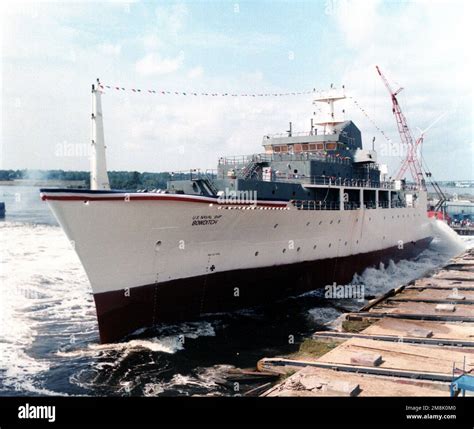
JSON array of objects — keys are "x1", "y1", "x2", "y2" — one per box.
[{"x1": 41, "y1": 189, "x2": 433, "y2": 343}]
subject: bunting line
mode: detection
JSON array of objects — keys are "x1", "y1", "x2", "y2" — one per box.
[
  {"x1": 99, "y1": 83, "x2": 315, "y2": 98},
  {"x1": 97, "y1": 83, "x2": 393, "y2": 146},
  {"x1": 351, "y1": 98, "x2": 394, "y2": 145}
]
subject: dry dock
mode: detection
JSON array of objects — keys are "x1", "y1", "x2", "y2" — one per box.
[{"x1": 257, "y1": 248, "x2": 474, "y2": 397}]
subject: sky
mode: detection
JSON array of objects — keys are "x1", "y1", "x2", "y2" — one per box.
[{"x1": 1, "y1": 0, "x2": 473, "y2": 180}]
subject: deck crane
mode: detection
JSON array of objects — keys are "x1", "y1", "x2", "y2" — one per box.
[{"x1": 375, "y1": 65, "x2": 425, "y2": 188}]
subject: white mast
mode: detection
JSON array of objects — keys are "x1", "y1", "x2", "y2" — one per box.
[
  {"x1": 91, "y1": 78, "x2": 110, "y2": 190},
  {"x1": 312, "y1": 86, "x2": 346, "y2": 135}
]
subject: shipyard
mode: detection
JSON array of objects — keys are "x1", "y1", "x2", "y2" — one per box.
[
  {"x1": 253, "y1": 248, "x2": 474, "y2": 397},
  {"x1": 1, "y1": 0, "x2": 473, "y2": 427}
]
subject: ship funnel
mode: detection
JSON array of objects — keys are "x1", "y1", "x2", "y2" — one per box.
[{"x1": 90, "y1": 79, "x2": 110, "y2": 190}]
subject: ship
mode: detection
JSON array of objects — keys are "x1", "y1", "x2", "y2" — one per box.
[{"x1": 41, "y1": 78, "x2": 434, "y2": 343}]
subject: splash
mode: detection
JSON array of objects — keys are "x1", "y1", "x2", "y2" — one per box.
[
  {"x1": 141, "y1": 365, "x2": 234, "y2": 397},
  {"x1": 57, "y1": 321, "x2": 217, "y2": 358},
  {"x1": 431, "y1": 219, "x2": 469, "y2": 252},
  {"x1": 0, "y1": 222, "x2": 91, "y2": 394},
  {"x1": 308, "y1": 219, "x2": 469, "y2": 324},
  {"x1": 353, "y1": 220, "x2": 467, "y2": 297}
]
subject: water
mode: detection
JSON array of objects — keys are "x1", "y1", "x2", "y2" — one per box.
[
  {"x1": 0, "y1": 185, "x2": 471, "y2": 396},
  {"x1": 0, "y1": 185, "x2": 58, "y2": 225},
  {"x1": 427, "y1": 185, "x2": 474, "y2": 198}
]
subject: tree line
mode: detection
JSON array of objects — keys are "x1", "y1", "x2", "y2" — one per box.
[{"x1": 0, "y1": 169, "x2": 174, "y2": 190}]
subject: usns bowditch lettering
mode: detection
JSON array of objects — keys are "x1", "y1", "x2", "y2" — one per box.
[{"x1": 41, "y1": 80, "x2": 434, "y2": 343}]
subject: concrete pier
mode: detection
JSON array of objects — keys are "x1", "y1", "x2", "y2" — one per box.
[{"x1": 258, "y1": 248, "x2": 474, "y2": 396}]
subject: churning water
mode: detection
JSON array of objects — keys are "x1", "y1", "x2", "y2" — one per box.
[{"x1": 0, "y1": 186, "x2": 471, "y2": 396}]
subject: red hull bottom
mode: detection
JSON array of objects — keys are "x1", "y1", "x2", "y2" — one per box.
[{"x1": 94, "y1": 237, "x2": 433, "y2": 343}]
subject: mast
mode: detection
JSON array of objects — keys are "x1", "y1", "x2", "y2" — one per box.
[
  {"x1": 91, "y1": 78, "x2": 110, "y2": 190},
  {"x1": 312, "y1": 86, "x2": 346, "y2": 134}
]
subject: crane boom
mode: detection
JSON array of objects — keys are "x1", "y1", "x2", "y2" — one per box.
[{"x1": 376, "y1": 66, "x2": 425, "y2": 187}]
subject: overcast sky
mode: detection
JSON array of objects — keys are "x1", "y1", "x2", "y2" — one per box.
[{"x1": 1, "y1": 0, "x2": 473, "y2": 180}]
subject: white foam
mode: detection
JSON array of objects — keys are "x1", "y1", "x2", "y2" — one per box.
[
  {"x1": 350, "y1": 220, "x2": 466, "y2": 297},
  {"x1": 143, "y1": 382, "x2": 165, "y2": 396},
  {"x1": 141, "y1": 365, "x2": 234, "y2": 396},
  {"x1": 0, "y1": 222, "x2": 92, "y2": 394},
  {"x1": 431, "y1": 219, "x2": 468, "y2": 252},
  {"x1": 307, "y1": 306, "x2": 342, "y2": 324}
]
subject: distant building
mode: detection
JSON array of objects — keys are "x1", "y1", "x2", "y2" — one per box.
[{"x1": 443, "y1": 200, "x2": 474, "y2": 222}]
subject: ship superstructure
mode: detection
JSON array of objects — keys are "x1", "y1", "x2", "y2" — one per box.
[
  {"x1": 170, "y1": 88, "x2": 387, "y2": 208},
  {"x1": 41, "y1": 81, "x2": 434, "y2": 343}
]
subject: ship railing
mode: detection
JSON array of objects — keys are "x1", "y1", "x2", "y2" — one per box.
[
  {"x1": 364, "y1": 201, "x2": 377, "y2": 209},
  {"x1": 218, "y1": 152, "x2": 352, "y2": 166},
  {"x1": 291, "y1": 200, "x2": 341, "y2": 210},
  {"x1": 218, "y1": 154, "x2": 272, "y2": 165},
  {"x1": 291, "y1": 199, "x2": 409, "y2": 211},
  {"x1": 403, "y1": 184, "x2": 422, "y2": 191},
  {"x1": 344, "y1": 202, "x2": 361, "y2": 210},
  {"x1": 276, "y1": 175, "x2": 394, "y2": 189},
  {"x1": 168, "y1": 169, "x2": 219, "y2": 181},
  {"x1": 264, "y1": 131, "x2": 320, "y2": 138}
]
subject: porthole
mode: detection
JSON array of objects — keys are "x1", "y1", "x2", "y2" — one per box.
[
  {"x1": 356, "y1": 240, "x2": 359, "y2": 244},
  {"x1": 282, "y1": 248, "x2": 286, "y2": 253},
  {"x1": 274, "y1": 224, "x2": 278, "y2": 228},
  {"x1": 313, "y1": 245, "x2": 317, "y2": 250},
  {"x1": 255, "y1": 251, "x2": 259, "y2": 256},
  {"x1": 155, "y1": 240, "x2": 162, "y2": 251},
  {"x1": 328, "y1": 243, "x2": 332, "y2": 248},
  {"x1": 318, "y1": 221, "x2": 322, "y2": 225},
  {"x1": 306, "y1": 222, "x2": 310, "y2": 226},
  {"x1": 344, "y1": 241, "x2": 348, "y2": 246},
  {"x1": 337, "y1": 219, "x2": 341, "y2": 224},
  {"x1": 330, "y1": 220, "x2": 333, "y2": 224},
  {"x1": 297, "y1": 247, "x2": 301, "y2": 252}
]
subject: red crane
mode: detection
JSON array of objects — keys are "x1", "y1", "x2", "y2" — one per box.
[{"x1": 376, "y1": 66, "x2": 425, "y2": 188}]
